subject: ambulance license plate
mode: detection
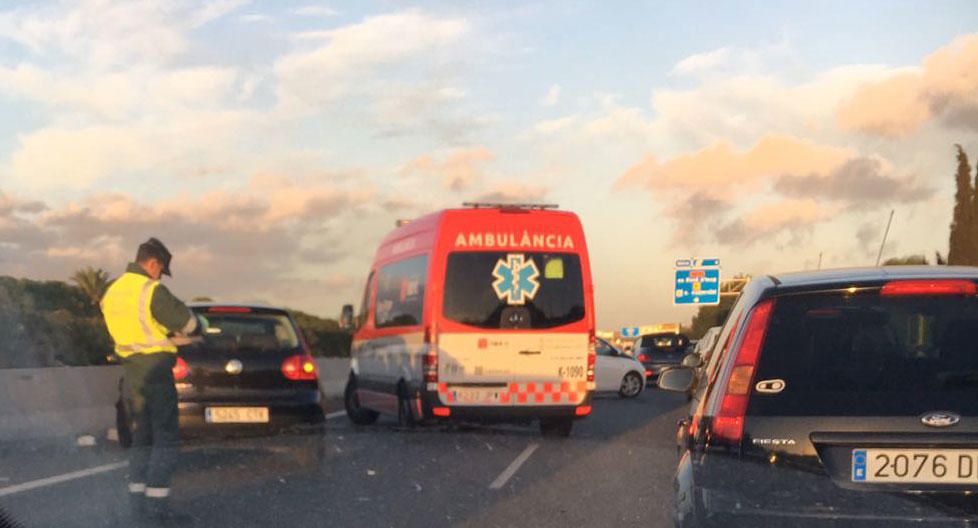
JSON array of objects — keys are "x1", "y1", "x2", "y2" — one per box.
[
  {"x1": 452, "y1": 389, "x2": 501, "y2": 404},
  {"x1": 205, "y1": 407, "x2": 269, "y2": 423}
]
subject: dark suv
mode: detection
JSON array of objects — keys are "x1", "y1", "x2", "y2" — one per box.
[{"x1": 659, "y1": 267, "x2": 978, "y2": 526}]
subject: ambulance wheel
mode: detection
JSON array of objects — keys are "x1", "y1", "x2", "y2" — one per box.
[
  {"x1": 344, "y1": 376, "x2": 379, "y2": 425},
  {"x1": 397, "y1": 384, "x2": 416, "y2": 428},
  {"x1": 540, "y1": 417, "x2": 573, "y2": 437},
  {"x1": 619, "y1": 372, "x2": 643, "y2": 399}
]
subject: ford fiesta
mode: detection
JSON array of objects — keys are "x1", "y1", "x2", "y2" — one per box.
[
  {"x1": 659, "y1": 267, "x2": 978, "y2": 527},
  {"x1": 117, "y1": 304, "x2": 325, "y2": 442}
]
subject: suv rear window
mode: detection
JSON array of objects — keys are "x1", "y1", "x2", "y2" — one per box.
[
  {"x1": 442, "y1": 252, "x2": 585, "y2": 330},
  {"x1": 749, "y1": 291, "x2": 978, "y2": 416}
]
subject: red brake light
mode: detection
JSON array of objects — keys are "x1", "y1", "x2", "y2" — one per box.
[
  {"x1": 881, "y1": 280, "x2": 977, "y2": 297},
  {"x1": 207, "y1": 306, "x2": 252, "y2": 313},
  {"x1": 712, "y1": 299, "x2": 775, "y2": 446},
  {"x1": 281, "y1": 355, "x2": 318, "y2": 381},
  {"x1": 432, "y1": 407, "x2": 451, "y2": 417},
  {"x1": 587, "y1": 330, "x2": 596, "y2": 383},
  {"x1": 638, "y1": 353, "x2": 649, "y2": 363},
  {"x1": 172, "y1": 357, "x2": 189, "y2": 381},
  {"x1": 575, "y1": 405, "x2": 592, "y2": 416}
]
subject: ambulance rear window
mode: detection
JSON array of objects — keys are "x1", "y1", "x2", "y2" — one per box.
[{"x1": 442, "y1": 252, "x2": 585, "y2": 330}]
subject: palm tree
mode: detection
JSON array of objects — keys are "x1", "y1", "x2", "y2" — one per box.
[{"x1": 70, "y1": 267, "x2": 111, "y2": 307}]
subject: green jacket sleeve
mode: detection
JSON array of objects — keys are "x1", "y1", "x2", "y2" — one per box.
[{"x1": 149, "y1": 283, "x2": 194, "y2": 334}]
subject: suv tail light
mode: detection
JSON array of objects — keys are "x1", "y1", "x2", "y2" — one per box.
[
  {"x1": 424, "y1": 325, "x2": 438, "y2": 383},
  {"x1": 281, "y1": 355, "x2": 318, "y2": 381},
  {"x1": 712, "y1": 299, "x2": 775, "y2": 446},
  {"x1": 637, "y1": 353, "x2": 649, "y2": 363},
  {"x1": 881, "y1": 280, "x2": 977, "y2": 296},
  {"x1": 587, "y1": 330, "x2": 596, "y2": 383},
  {"x1": 172, "y1": 356, "x2": 190, "y2": 381}
]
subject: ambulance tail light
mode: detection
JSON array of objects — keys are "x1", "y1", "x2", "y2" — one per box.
[
  {"x1": 424, "y1": 325, "x2": 438, "y2": 383},
  {"x1": 432, "y1": 407, "x2": 451, "y2": 417},
  {"x1": 587, "y1": 330, "x2": 596, "y2": 383},
  {"x1": 575, "y1": 405, "x2": 592, "y2": 416},
  {"x1": 711, "y1": 299, "x2": 775, "y2": 447},
  {"x1": 281, "y1": 355, "x2": 319, "y2": 381},
  {"x1": 172, "y1": 357, "x2": 190, "y2": 381}
]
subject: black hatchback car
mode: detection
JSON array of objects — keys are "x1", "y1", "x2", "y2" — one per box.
[
  {"x1": 118, "y1": 304, "x2": 325, "y2": 442},
  {"x1": 659, "y1": 267, "x2": 978, "y2": 526},
  {"x1": 634, "y1": 332, "x2": 690, "y2": 385}
]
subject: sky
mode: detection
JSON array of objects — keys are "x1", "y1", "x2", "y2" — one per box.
[{"x1": 0, "y1": 0, "x2": 977, "y2": 330}]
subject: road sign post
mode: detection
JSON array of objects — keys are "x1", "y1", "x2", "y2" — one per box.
[{"x1": 674, "y1": 258, "x2": 721, "y2": 306}]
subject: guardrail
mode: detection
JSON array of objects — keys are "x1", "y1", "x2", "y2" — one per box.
[{"x1": 0, "y1": 358, "x2": 350, "y2": 444}]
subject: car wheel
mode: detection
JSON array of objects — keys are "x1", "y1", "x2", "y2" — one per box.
[
  {"x1": 397, "y1": 384, "x2": 416, "y2": 429},
  {"x1": 619, "y1": 371, "x2": 643, "y2": 399},
  {"x1": 539, "y1": 417, "x2": 573, "y2": 437},
  {"x1": 344, "y1": 375, "x2": 379, "y2": 425}
]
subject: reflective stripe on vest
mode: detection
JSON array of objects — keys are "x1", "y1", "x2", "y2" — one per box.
[{"x1": 102, "y1": 272, "x2": 176, "y2": 357}]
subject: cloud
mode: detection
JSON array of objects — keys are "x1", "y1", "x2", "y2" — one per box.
[
  {"x1": 617, "y1": 134, "x2": 855, "y2": 194},
  {"x1": 540, "y1": 84, "x2": 561, "y2": 106},
  {"x1": 669, "y1": 47, "x2": 733, "y2": 77},
  {"x1": 838, "y1": 34, "x2": 978, "y2": 137},
  {"x1": 0, "y1": 0, "x2": 245, "y2": 69},
  {"x1": 774, "y1": 157, "x2": 933, "y2": 205},
  {"x1": 292, "y1": 6, "x2": 339, "y2": 17},
  {"x1": 402, "y1": 147, "x2": 494, "y2": 192},
  {"x1": 471, "y1": 182, "x2": 549, "y2": 204},
  {"x1": 716, "y1": 199, "x2": 828, "y2": 246},
  {"x1": 275, "y1": 11, "x2": 468, "y2": 108}
]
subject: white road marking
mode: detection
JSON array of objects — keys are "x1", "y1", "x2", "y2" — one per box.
[
  {"x1": 325, "y1": 410, "x2": 347, "y2": 420},
  {"x1": 489, "y1": 443, "x2": 539, "y2": 490},
  {"x1": 0, "y1": 461, "x2": 128, "y2": 498}
]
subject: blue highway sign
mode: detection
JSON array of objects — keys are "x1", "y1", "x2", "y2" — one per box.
[
  {"x1": 674, "y1": 264, "x2": 721, "y2": 306},
  {"x1": 620, "y1": 326, "x2": 640, "y2": 338}
]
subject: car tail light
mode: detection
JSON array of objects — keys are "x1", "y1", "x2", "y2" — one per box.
[
  {"x1": 637, "y1": 353, "x2": 649, "y2": 363},
  {"x1": 432, "y1": 407, "x2": 451, "y2": 417},
  {"x1": 881, "y1": 280, "x2": 977, "y2": 296},
  {"x1": 424, "y1": 325, "x2": 438, "y2": 383},
  {"x1": 575, "y1": 405, "x2": 592, "y2": 416},
  {"x1": 281, "y1": 355, "x2": 318, "y2": 381},
  {"x1": 172, "y1": 357, "x2": 190, "y2": 381},
  {"x1": 587, "y1": 330, "x2": 596, "y2": 383},
  {"x1": 712, "y1": 298, "x2": 775, "y2": 446}
]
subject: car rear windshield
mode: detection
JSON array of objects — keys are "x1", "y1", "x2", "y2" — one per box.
[
  {"x1": 195, "y1": 311, "x2": 301, "y2": 351},
  {"x1": 638, "y1": 334, "x2": 688, "y2": 354},
  {"x1": 749, "y1": 290, "x2": 978, "y2": 416},
  {"x1": 442, "y1": 251, "x2": 585, "y2": 330}
]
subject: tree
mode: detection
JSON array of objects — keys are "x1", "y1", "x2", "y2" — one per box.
[
  {"x1": 883, "y1": 255, "x2": 929, "y2": 265},
  {"x1": 948, "y1": 145, "x2": 976, "y2": 265},
  {"x1": 70, "y1": 266, "x2": 111, "y2": 308},
  {"x1": 688, "y1": 296, "x2": 736, "y2": 339}
]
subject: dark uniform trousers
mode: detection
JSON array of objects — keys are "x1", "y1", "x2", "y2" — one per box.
[{"x1": 122, "y1": 353, "x2": 180, "y2": 494}]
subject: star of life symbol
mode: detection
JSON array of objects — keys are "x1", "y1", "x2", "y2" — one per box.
[{"x1": 491, "y1": 254, "x2": 540, "y2": 305}]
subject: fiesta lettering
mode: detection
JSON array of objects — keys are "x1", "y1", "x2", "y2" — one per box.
[{"x1": 454, "y1": 231, "x2": 575, "y2": 250}]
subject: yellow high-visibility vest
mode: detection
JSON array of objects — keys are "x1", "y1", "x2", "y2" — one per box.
[{"x1": 101, "y1": 272, "x2": 176, "y2": 357}]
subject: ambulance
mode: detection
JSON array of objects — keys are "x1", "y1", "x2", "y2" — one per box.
[{"x1": 344, "y1": 203, "x2": 596, "y2": 436}]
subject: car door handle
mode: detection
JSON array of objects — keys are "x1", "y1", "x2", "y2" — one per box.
[{"x1": 519, "y1": 350, "x2": 542, "y2": 355}]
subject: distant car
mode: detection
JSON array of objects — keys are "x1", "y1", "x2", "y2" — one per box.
[
  {"x1": 117, "y1": 304, "x2": 325, "y2": 444},
  {"x1": 633, "y1": 332, "x2": 690, "y2": 385},
  {"x1": 659, "y1": 267, "x2": 978, "y2": 527},
  {"x1": 688, "y1": 326, "x2": 722, "y2": 367},
  {"x1": 594, "y1": 338, "x2": 645, "y2": 398}
]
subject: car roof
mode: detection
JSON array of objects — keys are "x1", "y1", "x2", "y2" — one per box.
[
  {"x1": 189, "y1": 302, "x2": 288, "y2": 313},
  {"x1": 769, "y1": 266, "x2": 978, "y2": 289}
]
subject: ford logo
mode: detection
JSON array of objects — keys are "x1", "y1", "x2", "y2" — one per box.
[
  {"x1": 225, "y1": 359, "x2": 243, "y2": 375},
  {"x1": 921, "y1": 411, "x2": 960, "y2": 428}
]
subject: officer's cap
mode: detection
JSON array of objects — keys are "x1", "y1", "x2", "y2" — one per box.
[{"x1": 136, "y1": 237, "x2": 172, "y2": 276}]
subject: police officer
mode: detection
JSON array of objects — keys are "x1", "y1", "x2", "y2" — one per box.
[{"x1": 101, "y1": 238, "x2": 198, "y2": 523}]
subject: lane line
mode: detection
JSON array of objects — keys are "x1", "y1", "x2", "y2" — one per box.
[
  {"x1": 0, "y1": 461, "x2": 128, "y2": 498},
  {"x1": 489, "y1": 443, "x2": 539, "y2": 490},
  {"x1": 325, "y1": 410, "x2": 347, "y2": 420}
]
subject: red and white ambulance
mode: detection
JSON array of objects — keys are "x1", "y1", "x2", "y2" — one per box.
[{"x1": 344, "y1": 203, "x2": 596, "y2": 436}]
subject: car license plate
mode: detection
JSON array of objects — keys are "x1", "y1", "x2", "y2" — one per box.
[
  {"x1": 852, "y1": 449, "x2": 978, "y2": 483},
  {"x1": 205, "y1": 407, "x2": 269, "y2": 424}
]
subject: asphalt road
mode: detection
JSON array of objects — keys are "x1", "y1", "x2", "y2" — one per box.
[{"x1": 0, "y1": 389, "x2": 688, "y2": 528}]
